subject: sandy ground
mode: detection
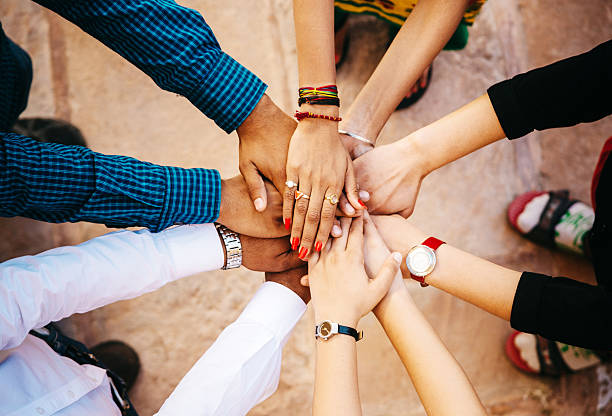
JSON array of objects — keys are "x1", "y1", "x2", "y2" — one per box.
[{"x1": 1, "y1": 0, "x2": 612, "y2": 414}]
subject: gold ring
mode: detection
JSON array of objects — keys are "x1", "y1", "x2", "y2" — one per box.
[
  {"x1": 295, "y1": 190, "x2": 310, "y2": 200},
  {"x1": 325, "y1": 194, "x2": 339, "y2": 205},
  {"x1": 285, "y1": 180, "x2": 298, "y2": 188}
]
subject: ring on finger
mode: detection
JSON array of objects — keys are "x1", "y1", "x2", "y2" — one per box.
[
  {"x1": 285, "y1": 180, "x2": 298, "y2": 189},
  {"x1": 325, "y1": 193, "x2": 339, "y2": 205},
  {"x1": 295, "y1": 190, "x2": 310, "y2": 200}
]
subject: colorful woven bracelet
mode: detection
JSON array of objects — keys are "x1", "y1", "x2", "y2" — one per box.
[
  {"x1": 294, "y1": 111, "x2": 342, "y2": 122},
  {"x1": 298, "y1": 85, "x2": 340, "y2": 107},
  {"x1": 298, "y1": 97, "x2": 340, "y2": 106}
]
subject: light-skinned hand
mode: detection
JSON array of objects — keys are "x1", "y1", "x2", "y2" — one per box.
[
  {"x1": 284, "y1": 109, "x2": 362, "y2": 261},
  {"x1": 353, "y1": 139, "x2": 427, "y2": 217},
  {"x1": 304, "y1": 216, "x2": 401, "y2": 327}
]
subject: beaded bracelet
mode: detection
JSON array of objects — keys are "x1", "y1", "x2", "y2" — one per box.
[{"x1": 295, "y1": 111, "x2": 342, "y2": 122}]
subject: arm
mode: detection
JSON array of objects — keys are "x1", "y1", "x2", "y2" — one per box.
[
  {"x1": 307, "y1": 216, "x2": 398, "y2": 416},
  {"x1": 375, "y1": 287, "x2": 486, "y2": 415},
  {"x1": 35, "y1": 0, "x2": 266, "y2": 133},
  {"x1": 354, "y1": 39, "x2": 612, "y2": 216},
  {"x1": 284, "y1": 0, "x2": 361, "y2": 259},
  {"x1": 0, "y1": 134, "x2": 290, "y2": 236},
  {"x1": 371, "y1": 215, "x2": 612, "y2": 350},
  {"x1": 0, "y1": 223, "x2": 224, "y2": 350},
  {"x1": 363, "y1": 213, "x2": 485, "y2": 415},
  {"x1": 155, "y1": 280, "x2": 307, "y2": 416},
  {"x1": 341, "y1": 0, "x2": 470, "y2": 156}
]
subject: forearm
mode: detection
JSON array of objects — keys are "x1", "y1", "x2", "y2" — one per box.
[
  {"x1": 156, "y1": 282, "x2": 306, "y2": 415},
  {"x1": 36, "y1": 0, "x2": 266, "y2": 132},
  {"x1": 400, "y1": 94, "x2": 506, "y2": 175},
  {"x1": 341, "y1": 0, "x2": 469, "y2": 141},
  {"x1": 0, "y1": 134, "x2": 220, "y2": 231},
  {"x1": 0, "y1": 224, "x2": 224, "y2": 350},
  {"x1": 313, "y1": 337, "x2": 362, "y2": 416},
  {"x1": 374, "y1": 287, "x2": 486, "y2": 416},
  {"x1": 293, "y1": 0, "x2": 336, "y2": 87},
  {"x1": 372, "y1": 215, "x2": 520, "y2": 320}
]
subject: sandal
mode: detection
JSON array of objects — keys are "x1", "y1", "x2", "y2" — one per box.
[
  {"x1": 505, "y1": 330, "x2": 603, "y2": 376},
  {"x1": 507, "y1": 190, "x2": 594, "y2": 255},
  {"x1": 396, "y1": 65, "x2": 433, "y2": 110}
]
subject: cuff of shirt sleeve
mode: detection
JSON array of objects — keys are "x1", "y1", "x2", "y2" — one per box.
[
  {"x1": 237, "y1": 282, "x2": 307, "y2": 345},
  {"x1": 510, "y1": 271, "x2": 550, "y2": 334},
  {"x1": 158, "y1": 223, "x2": 225, "y2": 278},
  {"x1": 160, "y1": 167, "x2": 221, "y2": 231},
  {"x1": 188, "y1": 52, "x2": 268, "y2": 133},
  {"x1": 487, "y1": 80, "x2": 533, "y2": 140}
]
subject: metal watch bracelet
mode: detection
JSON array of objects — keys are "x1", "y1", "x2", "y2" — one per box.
[{"x1": 215, "y1": 224, "x2": 242, "y2": 270}]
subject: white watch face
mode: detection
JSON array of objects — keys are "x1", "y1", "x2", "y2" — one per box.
[{"x1": 406, "y1": 245, "x2": 436, "y2": 277}]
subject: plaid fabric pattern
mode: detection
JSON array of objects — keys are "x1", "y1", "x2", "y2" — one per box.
[
  {"x1": 35, "y1": 0, "x2": 267, "y2": 133},
  {"x1": 0, "y1": 24, "x2": 32, "y2": 131},
  {"x1": 0, "y1": 133, "x2": 221, "y2": 232}
]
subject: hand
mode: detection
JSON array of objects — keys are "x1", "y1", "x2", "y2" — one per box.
[
  {"x1": 339, "y1": 132, "x2": 374, "y2": 160},
  {"x1": 353, "y1": 138, "x2": 427, "y2": 217},
  {"x1": 284, "y1": 110, "x2": 362, "y2": 260},
  {"x1": 305, "y1": 216, "x2": 400, "y2": 327},
  {"x1": 241, "y1": 235, "x2": 302, "y2": 273},
  {"x1": 265, "y1": 266, "x2": 310, "y2": 304},
  {"x1": 217, "y1": 175, "x2": 286, "y2": 238},
  {"x1": 362, "y1": 212, "x2": 406, "y2": 302},
  {"x1": 237, "y1": 94, "x2": 297, "y2": 212}
]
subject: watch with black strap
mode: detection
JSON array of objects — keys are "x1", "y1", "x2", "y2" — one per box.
[{"x1": 315, "y1": 320, "x2": 363, "y2": 342}]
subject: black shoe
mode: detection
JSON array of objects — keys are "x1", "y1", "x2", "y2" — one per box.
[
  {"x1": 90, "y1": 340, "x2": 141, "y2": 392},
  {"x1": 12, "y1": 117, "x2": 87, "y2": 147}
]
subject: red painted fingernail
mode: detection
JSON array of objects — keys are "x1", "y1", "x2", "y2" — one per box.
[
  {"x1": 291, "y1": 238, "x2": 300, "y2": 250},
  {"x1": 315, "y1": 242, "x2": 322, "y2": 252},
  {"x1": 299, "y1": 247, "x2": 309, "y2": 259},
  {"x1": 284, "y1": 218, "x2": 291, "y2": 230},
  {"x1": 358, "y1": 199, "x2": 366, "y2": 208}
]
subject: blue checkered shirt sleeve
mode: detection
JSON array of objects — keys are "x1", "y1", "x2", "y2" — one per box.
[
  {"x1": 0, "y1": 133, "x2": 221, "y2": 232},
  {"x1": 35, "y1": 0, "x2": 267, "y2": 133}
]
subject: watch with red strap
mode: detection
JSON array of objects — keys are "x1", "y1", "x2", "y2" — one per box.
[{"x1": 405, "y1": 237, "x2": 445, "y2": 287}]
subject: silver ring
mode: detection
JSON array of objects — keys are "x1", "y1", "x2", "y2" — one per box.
[{"x1": 285, "y1": 180, "x2": 298, "y2": 189}]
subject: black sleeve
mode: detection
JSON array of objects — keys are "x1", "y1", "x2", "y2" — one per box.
[
  {"x1": 510, "y1": 272, "x2": 612, "y2": 350},
  {"x1": 487, "y1": 40, "x2": 612, "y2": 140}
]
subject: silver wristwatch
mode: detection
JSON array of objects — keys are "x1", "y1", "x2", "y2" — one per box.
[{"x1": 215, "y1": 224, "x2": 242, "y2": 270}]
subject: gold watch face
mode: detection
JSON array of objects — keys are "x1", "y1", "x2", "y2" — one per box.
[{"x1": 319, "y1": 321, "x2": 332, "y2": 337}]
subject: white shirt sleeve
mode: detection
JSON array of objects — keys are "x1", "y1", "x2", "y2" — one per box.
[
  {"x1": 0, "y1": 224, "x2": 224, "y2": 350},
  {"x1": 155, "y1": 281, "x2": 307, "y2": 416}
]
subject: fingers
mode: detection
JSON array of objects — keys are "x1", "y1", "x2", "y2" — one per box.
[
  {"x1": 346, "y1": 214, "x2": 363, "y2": 256},
  {"x1": 290, "y1": 180, "x2": 312, "y2": 253},
  {"x1": 344, "y1": 158, "x2": 364, "y2": 211},
  {"x1": 283, "y1": 169, "x2": 298, "y2": 233},
  {"x1": 363, "y1": 211, "x2": 387, "y2": 249},
  {"x1": 337, "y1": 193, "x2": 357, "y2": 217},
  {"x1": 313, "y1": 188, "x2": 339, "y2": 254},
  {"x1": 367, "y1": 252, "x2": 402, "y2": 306},
  {"x1": 240, "y1": 161, "x2": 267, "y2": 212},
  {"x1": 333, "y1": 217, "x2": 352, "y2": 253},
  {"x1": 296, "y1": 185, "x2": 322, "y2": 260},
  {"x1": 300, "y1": 275, "x2": 309, "y2": 287},
  {"x1": 331, "y1": 218, "x2": 342, "y2": 237}
]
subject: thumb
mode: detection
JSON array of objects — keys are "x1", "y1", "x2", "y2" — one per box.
[
  {"x1": 240, "y1": 162, "x2": 267, "y2": 212},
  {"x1": 367, "y1": 252, "x2": 402, "y2": 306},
  {"x1": 344, "y1": 158, "x2": 363, "y2": 211}
]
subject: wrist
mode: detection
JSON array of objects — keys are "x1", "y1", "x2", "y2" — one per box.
[
  {"x1": 298, "y1": 103, "x2": 339, "y2": 118},
  {"x1": 314, "y1": 310, "x2": 359, "y2": 329},
  {"x1": 397, "y1": 133, "x2": 433, "y2": 177}
]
